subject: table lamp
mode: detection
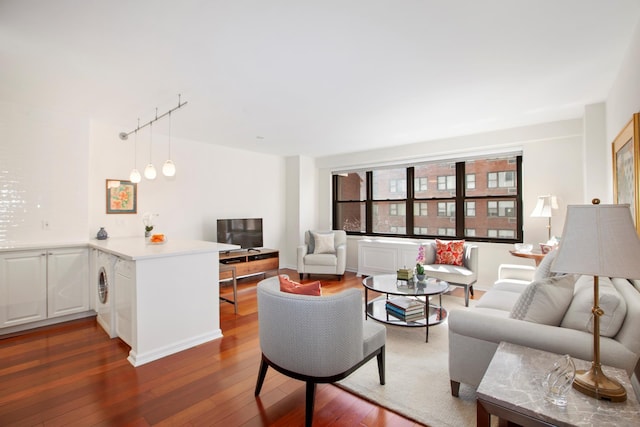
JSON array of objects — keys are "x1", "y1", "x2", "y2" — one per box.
[
  {"x1": 551, "y1": 199, "x2": 640, "y2": 402},
  {"x1": 530, "y1": 194, "x2": 558, "y2": 241}
]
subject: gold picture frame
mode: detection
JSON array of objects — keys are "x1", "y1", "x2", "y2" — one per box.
[
  {"x1": 106, "y1": 179, "x2": 137, "y2": 214},
  {"x1": 612, "y1": 113, "x2": 640, "y2": 235}
]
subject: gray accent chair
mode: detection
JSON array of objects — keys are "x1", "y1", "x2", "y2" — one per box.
[
  {"x1": 254, "y1": 276, "x2": 386, "y2": 427},
  {"x1": 297, "y1": 230, "x2": 347, "y2": 280},
  {"x1": 421, "y1": 242, "x2": 478, "y2": 307}
]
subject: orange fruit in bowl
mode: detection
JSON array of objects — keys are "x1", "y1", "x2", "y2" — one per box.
[{"x1": 150, "y1": 234, "x2": 165, "y2": 243}]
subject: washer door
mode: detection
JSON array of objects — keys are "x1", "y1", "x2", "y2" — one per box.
[{"x1": 98, "y1": 266, "x2": 108, "y2": 304}]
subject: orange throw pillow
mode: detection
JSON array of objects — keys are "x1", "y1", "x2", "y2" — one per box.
[
  {"x1": 278, "y1": 275, "x2": 322, "y2": 296},
  {"x1": 435, "y1": 239, "x2": 465, "y2": 266}
]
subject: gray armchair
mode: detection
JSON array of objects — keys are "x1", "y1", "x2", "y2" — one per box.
[
  {"x1": 421, "y1": 242, "x2": 478, "y2": 307},
  {"x1": 254, "y1": 276, "x2": 386, "y2": 427},
  {"x1": 297, "y1": 230, "x2": 347, "y2": 280}
]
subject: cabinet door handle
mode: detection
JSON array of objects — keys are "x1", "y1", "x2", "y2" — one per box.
[{"x1": 41, "y1": 253, "x2": 46, "y2": 256}]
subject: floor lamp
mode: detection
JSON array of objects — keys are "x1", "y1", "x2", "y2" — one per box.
[
  {"x1": 551, "y1": 200, "x2": 640, "y2": 402},
  {"x1": 530, "y1": 195, "x2": 558, "y2": 241}
]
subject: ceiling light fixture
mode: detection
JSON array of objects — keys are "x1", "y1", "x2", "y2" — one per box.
[
  {"x1": 129, "y1": 119, "x2": 142, "y2": 183},
  {"x1": 144, "y1": 121, "x2": 157, "y2": 180},
  {"x1": 162, "y1": 111, "x2": 176, "y2": 177},
  {"x1": 119, "y1": 94, "x2": 187, "y2": 180}
]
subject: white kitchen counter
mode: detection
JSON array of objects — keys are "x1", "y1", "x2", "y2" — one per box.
[{"x1": 90, "y1": 237, "x2": 230, "y2": 260}]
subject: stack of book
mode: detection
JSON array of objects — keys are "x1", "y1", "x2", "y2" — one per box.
[{"x1": 385, "y1": 296, "x2": 425, "y2": 321}]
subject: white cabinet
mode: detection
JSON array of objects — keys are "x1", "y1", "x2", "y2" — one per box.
[
  {"x1": 0, "y1": 247, "x2": 89, "y2": 329},
  {"x1": 0, "y1": 250, "x2": 47, "y2": 327},
  {"x1": 357, "y1": 239, "x2": 422, "y2": 276},
  {"x1": 114, "y1": 259, "x2": 134, "y2": 347},
  {"x1": 47, "y1": 248, "x2": 89, "y2": 318}
]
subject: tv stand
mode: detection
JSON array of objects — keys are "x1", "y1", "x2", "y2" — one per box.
[{"x1": 219, "y1": 248, "x2": 279, "y2": 280}]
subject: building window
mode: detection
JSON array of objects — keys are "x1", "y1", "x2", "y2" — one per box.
[
  {"x1": 466, "y1": 174, "x2": 476, "y2": 190},
  {"x1": 487, "y1": 171, "x2": 515, "y2": 188},
  {"x1": 465, "y1": 201, "x2": 476, "y2": 217},
  {"x1": 438, "y1": 201, "x2": 455, "y2": 217},
  {"x1": 415, "y1": 202, "x2": 428, "y2": 216},
  {"x1": 437, "y1": 175, "x2": 456, "y2": 191},
  {"x1": 332, "y1": 154, "x2": 522, "y2": 243},
  {"x1": 390, "y1": 203, "x2": 406, "y2": 216},
  {"x1": 487, "y1": 200, "x2": 516, "y2": 217}
]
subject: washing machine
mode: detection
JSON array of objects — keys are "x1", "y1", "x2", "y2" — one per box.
[{"x1": 95, "y1": 250, "x2": 119, "y2": 338}]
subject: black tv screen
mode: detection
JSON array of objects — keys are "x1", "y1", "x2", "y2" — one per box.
[{"x1": 217, "y1": 218, "x2": 263, "y2": 249}]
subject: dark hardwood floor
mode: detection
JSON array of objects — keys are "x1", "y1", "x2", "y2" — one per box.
[{"x1": 0, "y1": 269, "x2": 476, "y2": 426}]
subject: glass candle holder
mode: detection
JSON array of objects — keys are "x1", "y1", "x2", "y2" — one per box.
[{"x1": 542, "y1": 354, "x2": 576, "y2": 406}]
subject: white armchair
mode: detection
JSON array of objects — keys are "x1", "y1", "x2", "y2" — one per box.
[
  {"x1": 297, "y1": 230, "x2": 347, "y2": 280},
  {"x1": 254, "y1": 276, "x2": 386, "y2": 427},
  {"x1": 421, "y1": 242, "x2": 478, "y2": 306}
]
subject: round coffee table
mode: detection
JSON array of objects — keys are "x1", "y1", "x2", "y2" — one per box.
[{"x1": 362, "y1": 274, "x2": 449, "y2": 342}]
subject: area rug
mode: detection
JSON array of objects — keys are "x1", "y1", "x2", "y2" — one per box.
[{"x1": 336, "y1": 295, "x2": 480, "y2": 427}]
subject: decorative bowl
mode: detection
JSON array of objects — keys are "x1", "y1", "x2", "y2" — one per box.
[{"x1": 514, "y1": 243, "x2": 533, "y2": 253}]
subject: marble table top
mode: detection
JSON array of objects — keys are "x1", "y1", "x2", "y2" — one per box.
[{"x1": 477, "y1": 342, "x2": 640, "y2": 426}]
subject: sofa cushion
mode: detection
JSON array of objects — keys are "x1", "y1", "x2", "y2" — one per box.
[
  {"x1": 476, "y1": 289, "x2": 522, "y2": 311},
  {"x1": 435, "y1": 239, "x2": 465, "y2": 266},
  {"x1": 533, "y1": 249, "x2": 560, "y2": 281},
  {"x1": 303, "y1": 253, "x2": 338, "y2": 266},
  {"x1": 509, "y1": 274, "x2": 577, "y2": 326},
  {"x1": 561, "y1": 276, "x2": 627, "y2": 337},
  {"x1": 279, "y1": 275, "x2": 322, "y2": 296},
  {"x1": 312, "y1": 232, "x2": 336, "y2": 254}
]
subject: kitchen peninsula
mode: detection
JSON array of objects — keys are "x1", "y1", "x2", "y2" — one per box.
[{"x1": 91, "y1": 237, "x2": 227, "y2": 367}]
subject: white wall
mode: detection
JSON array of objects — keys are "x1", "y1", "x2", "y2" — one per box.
[
  {"x1": 315, "y1": 119, "x2": 585, "y2": 288},
  {"x1": 0, "y1": 101, "x2": 89, "y2": 244},
  {"x1": 88, "y1": 120, "x2": 287, "y2": 250}
]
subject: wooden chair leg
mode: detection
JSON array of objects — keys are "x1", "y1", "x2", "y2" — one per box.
[
  {"x1": 299, "y1": 273, "x2": 304, "y2": 280},
  {"x1": 254, "y1": 358, "x2": 269, "y2": 396},
  {"x1": 305, "y1": 382, "x2": 316, "y2": 427},
  {"x1": 450, "y1": 380, "x2": 461, "y2": 397},
  {"x1": 377, "y1": 346, "x2": 385, "y2": 385}
]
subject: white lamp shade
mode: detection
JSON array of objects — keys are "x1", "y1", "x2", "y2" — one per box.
[
  {"x1": 552, "y1": 204, "x2": 640, "y2": 279},
  {"x1": 144, "y1": 163, "x2": 157, "y2": 180},
  {"x1": 129, "y1": 169, "x2": 141, "y2": 183},
  {"x1": 531, "y1": 195, "x2": 558, "y2": 218},
  {"x1": 162, "y1": 160, "x2": 176, "y2": 177}
]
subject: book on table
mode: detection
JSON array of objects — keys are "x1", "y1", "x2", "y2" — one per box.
[
  {"x1": 385, "y1": 306, "x2": 425, "y2": 321},
  {"x1": 386, "y1": 296, "x2": 424, "y2": 311}
]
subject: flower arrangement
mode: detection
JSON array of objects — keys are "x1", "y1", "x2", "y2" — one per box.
[
  {"x1": 416, "y1": 245, "x2": 426, "y2": 276},
  {"x1": 143, "y1": 212, "x2": 157, "y2": 237}
]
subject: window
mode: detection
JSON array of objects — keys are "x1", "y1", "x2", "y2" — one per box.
[
  {"x1": 332, "y1": 154, "x2": 522, "y2": 243},
  {"x1": 487, "y1": 200, "x2": 516, "y2": 217},
  {"x1": 487, "y1": 171, "x2": 515, "y2": 188},
  {"x1": 390, "y1": 203, "x2": 406, "y2": 216},
  {"x1": 437, "y1": 175, "x2": 456, "y2": 191},
  {"x1": 415, "y1": 202, "x2": 428, "y2": 216},
  {"x1": 414, "y1": 177, "x2": 427, "y2": 192},
  {"x1": 438, "y1": 202, "x2": 455, "y2": 217},
  {"x1": 390, "y1": 179, "x2": 407, "y2": 193},
  {"x1": 465, "y1": 201, "x2": 476, "y2": 217},
  {"x1": 466, "y1": 174, "x2": 476, "y2": 190}
]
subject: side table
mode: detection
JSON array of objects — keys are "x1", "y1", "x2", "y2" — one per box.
[
  {"x1": 509, "y1": 249, "x2": 545, "y2": 266},
  {"x1": 477, "y1": 342, "x2": 640, "y2": 427}
]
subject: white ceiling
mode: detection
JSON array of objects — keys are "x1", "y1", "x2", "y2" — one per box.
[{"x1": 2, "y1": 1, "x2": 640, "y2": 158}]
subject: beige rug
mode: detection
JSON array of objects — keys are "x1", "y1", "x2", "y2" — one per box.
[{"x1": 337, "y1": 294, "x2": 480, "y2": 427}]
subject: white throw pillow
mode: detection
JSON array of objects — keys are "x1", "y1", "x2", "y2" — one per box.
[
  {"x1": 533, "y1": 249, "x2": 559, "y2": 281},
  {"x1": 509, "y1": 274, "x2": 577, "y2": 326},
  {"x1": 561, "y1": 276, "x2": 627, "y2": 337},
  {"x1": 312, "y1": 232, "x2": 335, "y2": 254}
]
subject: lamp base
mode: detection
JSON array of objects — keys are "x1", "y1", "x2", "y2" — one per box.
[{"x1": 572, "y1": 364, "x2": 627, "y2": 402}]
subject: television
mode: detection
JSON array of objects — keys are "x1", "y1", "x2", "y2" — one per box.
[{"x1": 217, "y1": 218, "x2": 263, "y2": 250}]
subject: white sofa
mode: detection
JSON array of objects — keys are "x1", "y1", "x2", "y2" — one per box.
[{"x1": 448, "y1": 256, "x2": 640, "y2": 399}]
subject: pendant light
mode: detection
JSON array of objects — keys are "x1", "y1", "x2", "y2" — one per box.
[
  {"x1": 144, "y1": 122, "x2": 157, "y2": 180},
  {"x1": 129, "y1": 120, "x2": 142, "y2": 183},
  {"x1": 162, "y1": 111, "x2": 176, "y2": 177}
]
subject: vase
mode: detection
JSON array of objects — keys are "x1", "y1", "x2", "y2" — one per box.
[
  {"x1": 542, "y1": 354, "x2": 576, "y2": 406},
  {"x1": 96, "y1": 227, "x2": 108, "y2": 240},
  {"x1": 145, "y1": 230, "x2": 151, "y2": 238},
  {"x1": 416, "y1": 274, "x2": 426, "y2": 282}
]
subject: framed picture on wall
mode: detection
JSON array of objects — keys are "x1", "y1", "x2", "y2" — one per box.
[
  {"x1": 612, "y1": 113, "x2": 640, "y2": 235},
  {"x1": 106, "y1": 179, "x2": 137, "y2": 214}
]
